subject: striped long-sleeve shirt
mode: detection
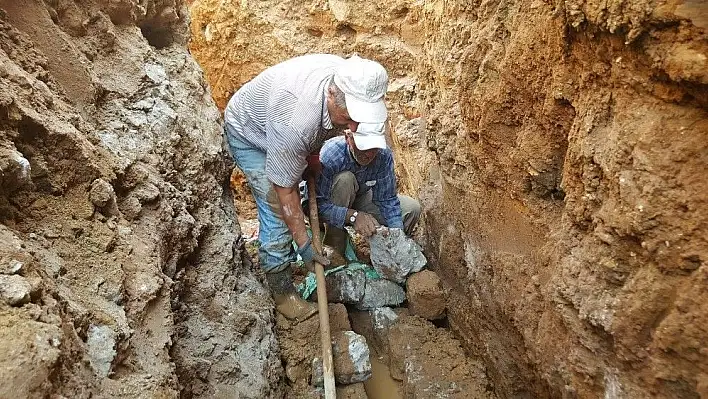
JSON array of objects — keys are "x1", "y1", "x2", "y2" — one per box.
[
  {"x1": 316, "y1": 137, "x2": 403, "y2": 229},
  {"x1": 224, "y1": 54, "x2": 344, "y2": 188}
]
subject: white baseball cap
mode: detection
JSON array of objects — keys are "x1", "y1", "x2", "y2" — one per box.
[
  {"x1": 334, "y1": 55, "x2": 388, "y2": 123},
  {"x1": 352, "y1": 122, "x2": 387, "y2": 150}
]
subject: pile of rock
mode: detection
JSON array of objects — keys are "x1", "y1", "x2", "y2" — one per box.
[
  {"x1": 279, "y1": 227, "x2": 455, "y2": 397},
  {"x1": 318, "y1": 227, "x2": 447, "y2": 320}
]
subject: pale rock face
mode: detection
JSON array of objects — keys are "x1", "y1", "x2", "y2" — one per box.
[
  {"x1": 0, "y1": 1, "x2": 281, "y2": 398},
  {"x1": 86, "y1": 325, "x2": 117, "y2": 378},
  {"x1": 355, "y1": 278, "x2": 406, "y2": 310},
  {"x1": 369, "y1": 228, "x2": 427, "y2": 284}
]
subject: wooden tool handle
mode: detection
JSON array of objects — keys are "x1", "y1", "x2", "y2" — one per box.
[{"x1": 307, "y1": 177, "x2": 336, "y2": 398}]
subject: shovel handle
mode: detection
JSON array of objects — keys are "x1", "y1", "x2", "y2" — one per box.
[{"x1": 307, "y1": 177, "x2": 336, "y2": 398}]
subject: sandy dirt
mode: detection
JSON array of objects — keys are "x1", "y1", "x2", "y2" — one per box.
[
  {"x1": 1, "y1": 0, "x2": 704, "y2": 397},
  {"x1": 189, "y1": 0, "x2": 708, "y2": 397},
  {"x1": 0, "y1": 0, "x2": 281, "y2": 397}
]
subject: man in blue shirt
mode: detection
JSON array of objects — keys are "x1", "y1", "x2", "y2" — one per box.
[{"x1": 313, "y1": 123, "x2": 421, "y2": 260}]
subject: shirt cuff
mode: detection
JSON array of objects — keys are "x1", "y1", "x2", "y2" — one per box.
[{"x1": 327, "y1": 204, "x2": 348, "y2": 229}]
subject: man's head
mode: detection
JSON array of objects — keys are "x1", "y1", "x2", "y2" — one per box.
[
  {"x1": 327, "y1": 55, "x2": 388, "y2": 130},
  {"x1": 344, "y1": 122, "x2": 387, "y2": 166}
]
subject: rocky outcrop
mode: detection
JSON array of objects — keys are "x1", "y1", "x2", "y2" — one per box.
[
  {"x1": 0, "y1": 0, "x2": 280, "y2": 397},
  {"x1": 189, "y1": 0, "x2": 707, "y2": 397}
]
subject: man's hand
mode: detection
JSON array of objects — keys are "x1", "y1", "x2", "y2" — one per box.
[
  {"x1": 303, "y1": 153, "x2": 322, "y2": 179},
  {"x1": 297, "y1": 238, "x2": 331, "y2": 272},
  {"x1": 353, "y1": 212, "x2": 379, "y2": 237}
]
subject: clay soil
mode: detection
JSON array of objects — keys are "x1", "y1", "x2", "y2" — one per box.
[
  {"x1": 0, "y1": 0, "x2": 705, "y2": 397},
  {"x1": 189, "y1": 0, "x2": 708, "y2": 397}
]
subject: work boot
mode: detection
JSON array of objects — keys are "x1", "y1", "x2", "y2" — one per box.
[
  {"x1": 266, "y1": 268, "x2": 317, "y2": 322},
  {"x1": 323, "y1": 225, "x2": 349, "y2": 267}
]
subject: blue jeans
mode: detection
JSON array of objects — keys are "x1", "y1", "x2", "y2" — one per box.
[{"x1": 225, "y1": 125, "x2": 294, "y2": 273}]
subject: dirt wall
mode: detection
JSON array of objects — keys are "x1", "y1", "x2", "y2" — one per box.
[
  {"x1": 189, "y1": 0, "x2": 707, "y2": 397},
  {"x1": 0, "y1": 0, "x2": 281, "y2": 397}
]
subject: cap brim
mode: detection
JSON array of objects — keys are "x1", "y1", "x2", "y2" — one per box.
[
  {"x1": 345, "y1": 96, "x2": 388, "y2": 123},
  {"x1": 352, "y1": 133, "x2": 387, "y2": 150}
]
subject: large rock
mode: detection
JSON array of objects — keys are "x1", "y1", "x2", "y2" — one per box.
[
  {"x1": 406, "y1": 270, "x2": 446, "y2": 320},
  {"x1": 325, "y1": 268, "x2": 366, "y2": 304},
  {"x1": 355, "y1": 278, "x2": 406, "y2": 310},
  {"x1": 369, "y1": 228, "x2": 427, "y2": 284},
  {"x1": 350, "y1": 307, "x2": 400, "y2": 358},
  {"x1": 332, "y1": 331, "x2": 372, "y2": 385}
]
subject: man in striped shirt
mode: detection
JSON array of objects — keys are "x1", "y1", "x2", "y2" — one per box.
[
  {"x1": 314, "y1": 123, "x2": 421, "y2": 261},
  {"x1": 224, "y1": 54, "x2": 389, "y2": 321}
]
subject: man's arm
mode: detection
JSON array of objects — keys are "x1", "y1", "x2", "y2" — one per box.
[
  {"x1": 273, "y1": 184, "x2": 310, "y2": 248},
  {"x1": 372, "y1": 152, "x2": 404, "y2": 229}
]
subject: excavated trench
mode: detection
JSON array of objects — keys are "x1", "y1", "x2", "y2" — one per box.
[{"x1": 0, "y1": 0, "x2": 706, "y2": 398}]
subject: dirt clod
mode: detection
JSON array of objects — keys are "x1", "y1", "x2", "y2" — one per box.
[
  {"x1": 388, "y1": 315, "x2": 493, "y2": 398},
  {"x1": 406, "y1": 270, "x2": 446, "y2": 320}
]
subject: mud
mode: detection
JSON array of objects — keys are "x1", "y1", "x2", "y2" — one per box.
[
  {"x1": 365, "y1": 356, "x2": 402, "y2": 399},
  {"x1": 0, "y1": 0, "x2": 281, "y2": 397},
  {"x1": 190, "y1": 0, "x2": 707, "y2": 397},
  {"x1": 1, "y1": 0, "x2": 704, "y2": 397}
]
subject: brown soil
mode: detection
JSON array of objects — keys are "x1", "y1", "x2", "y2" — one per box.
[
  {"x1": 0, "y1": 0, "x2": 705, "y2": 397},
  {"x1": 189, "y1": 0, "x2": 708, "y2": 397},
  {"x1": 0, "y1": 0, "x2": 281, "y2": 397},
  {"x1": 276, "y1": 302, "x2": 352, "y2": 397},
  {"x1": 389, "y1": 315, "x2": 493, "y2": 398}
]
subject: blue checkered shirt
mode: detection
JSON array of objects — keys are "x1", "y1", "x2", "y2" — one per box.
[{"x1": 316, "y1": 137, "x2": 403, "y2": 229}]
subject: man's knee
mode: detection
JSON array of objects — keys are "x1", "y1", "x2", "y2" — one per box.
[
  {"x1": 399, "y1": 195, "x2": 421, "y2": 233},
  {"x1": 330, "y1": 171, "x2": 358, "y2": 207}
]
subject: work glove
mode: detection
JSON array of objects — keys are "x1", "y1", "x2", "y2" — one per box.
[
  {"x1": 297, "y1": 238, "x2": 331, "y2": 272},
  {"x1": 303, "y1": 153, "x2": 322, "y2": 180},
  {"x1": 353, "y1": 211, "x2": 379, "y2": 238}
]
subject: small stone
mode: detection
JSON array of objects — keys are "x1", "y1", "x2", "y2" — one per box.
[
  {"x1": 86, "y1": 324, "x2": 117, "y2": 378},
  {"x1": 89, "y1": 178, "x2": 115, "y2": 208},
  {"x1": 331, "y1": 331, "x2": 372, "y2": 384},
  {"x1": 133, "y1": 182, "x2": 160, "y2": 203},
  {"x1": 370, "y1": 228, "x2": 427, "y2": 284},
  {"x1": 44, "y1": 229, "x2": 60, "y2": 239},
  {"x1": 311, "y1": 357, "x2": 324, "y2": 387},
  {"x1": 9, "y1": 259, "x2": 24, "y2": 274},
  {"x1": 28, "y1": 233, "x2": 37, "y2": 240},
  {"x1": 325, "y1": 268, "x2": 365, "y2": 304},
  {"x1": 0, "y1": 274, "x2": 32, "y2": 306},
  {"x1": 406, "y1": 270, "x2": 446, "y2": 320},
  {"x1": 0, "y1": 147, "x2": 32, "y2": 192},
  {"x1": 121, "y1": 196, "x2": 142, "y2": 220},
  {"x1": 355, "y1": 278, "x2": 405, "y2": 310}
]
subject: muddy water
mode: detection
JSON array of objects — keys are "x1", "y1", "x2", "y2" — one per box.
[{"x1": 364, "y1": 357, "x2": 403, "y2": 399}]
